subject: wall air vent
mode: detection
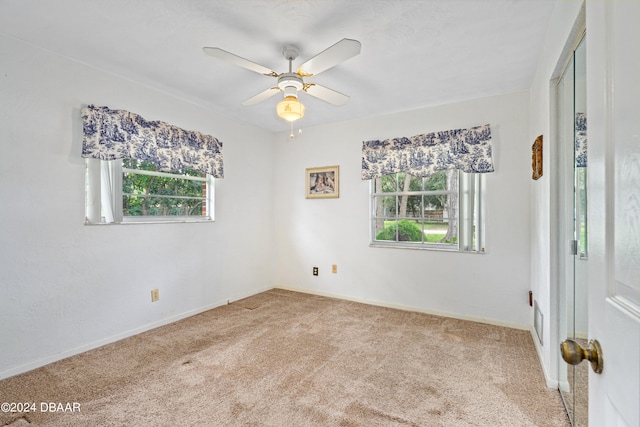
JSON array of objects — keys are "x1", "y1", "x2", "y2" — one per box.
[{"x1": 534, "y1": 300, "x2": 543, "y2": 345}]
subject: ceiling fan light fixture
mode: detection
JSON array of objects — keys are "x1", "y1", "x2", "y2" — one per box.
[{"x1": 277, "y1": 95, "x2": 305, "y2": 122}]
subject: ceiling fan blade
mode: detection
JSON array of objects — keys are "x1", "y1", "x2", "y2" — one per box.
[
  {"x1": 297, "y1": 38, "x2": 361, "y2": 77},
  {"x1": 203, "y1": 47, "x2": 278, "y2": 77},
  {"x1": 303, "y1": 84, "x2": 350, "y2": 106},
  {"x1": 242, "y1": 87, "x2": 281, "y2": 106}
]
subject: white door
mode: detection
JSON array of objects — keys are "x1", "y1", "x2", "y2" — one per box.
[{"x1": 587, "y1": 2, "x2": 640, "y2": 426}]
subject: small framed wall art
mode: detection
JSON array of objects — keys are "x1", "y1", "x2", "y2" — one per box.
[
  {"x1": 306, "y1": 165, "x2": 339, "y2": 199},
  {"x1": 532, "y1": 135, "x2": 543, "y2": 180}
]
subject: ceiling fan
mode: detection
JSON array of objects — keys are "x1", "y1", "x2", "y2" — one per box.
[{"x1": 202, "y1": 38, "x2": 361, "y2": 122}]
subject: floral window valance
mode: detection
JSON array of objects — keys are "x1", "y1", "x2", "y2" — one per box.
[
  {"x1": 361, "y1": 124, "x2": 494, "y2": 180},
  {"x1": 575, "y1": 113, "x2": 587, "y2": 168},
  {"x1": 81, "y1": 105, "x2": 224, "y2": 177}
]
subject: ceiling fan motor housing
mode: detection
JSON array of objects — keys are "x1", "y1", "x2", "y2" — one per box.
[{"x1": 278, "y1": 73, "x2": 303, "y2": 98}]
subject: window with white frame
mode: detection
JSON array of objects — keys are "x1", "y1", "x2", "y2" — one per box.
[
  {"x1": 81, "y1": 105, "x2": 223, "y2": 224},
  {"x1": 85, "y1": 158, "x2": 214, "y2": 224},
  {"x1": 371, "y1": 170, "x2": 485, "y2": 252}
]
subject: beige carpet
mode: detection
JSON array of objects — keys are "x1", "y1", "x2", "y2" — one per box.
[{"x1": 0, "y1": 289, "x2": 569, "y2": 426}]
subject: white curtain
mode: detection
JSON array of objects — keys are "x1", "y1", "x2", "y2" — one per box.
[
  {"x1": 85, "y1": 159, "x2": 119, "y2": 224},
  {"x1": 99, "y1": 160, "x2": 118, "y2": 223}
]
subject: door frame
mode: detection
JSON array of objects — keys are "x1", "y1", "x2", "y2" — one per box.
[
  {"x1": 553, "y1": 30, "x2": 588, "y2": 425},
  {"x1": 549, "y1": 3, "x2": 586, "y2": 422}
]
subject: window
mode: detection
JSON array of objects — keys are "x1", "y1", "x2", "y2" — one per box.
[
  {"x1": 370, "y1": 170, "x2": 485, "y2": 252},
  {"x1": 85, "y1": 158, "x2": 214, "y2": 224}
]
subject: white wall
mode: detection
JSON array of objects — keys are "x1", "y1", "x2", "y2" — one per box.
[
  {"x1": 273, "y1": 91, "x2": 532, "y2": 328},
  {"x1": 0, "y1": 35, "x2": 275, "y2": 379},
  {"x1": 528, "y1": 1, "x2": 584, "y2": 387},
  {"x1": 1, "y1": 5, "x2": 587, "y2": 383}
]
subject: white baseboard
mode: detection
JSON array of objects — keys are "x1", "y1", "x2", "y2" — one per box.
[
  {"x1": 274, "y1": 285, "x2": 530, "y2": 331},
  {"x1": 1, "y1": 285, "x2": 540, "y2": 382},
  {"x1": 0, "y1": 286, "x2": 269, "y2": 381},
  {"x1": 530, "y1": 325, "x2": 559, "y2": 389}
]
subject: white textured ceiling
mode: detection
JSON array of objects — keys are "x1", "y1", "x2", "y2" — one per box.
[{"x1": 0, "y1": 0, "x2": 556, "y2": 132}]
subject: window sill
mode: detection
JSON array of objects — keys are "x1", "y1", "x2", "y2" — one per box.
[
  {"x1": 85, "y1": 217, "x2": 214, "y2": 225},
  {"x1": 369, "y1": 242, "x2": 485, "y2": 254}
]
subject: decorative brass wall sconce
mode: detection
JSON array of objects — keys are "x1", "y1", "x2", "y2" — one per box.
[{"x1": 532, "y1": 135, "x2": 543, "y2": 180}]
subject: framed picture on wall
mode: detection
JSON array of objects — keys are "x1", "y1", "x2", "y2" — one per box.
[{"x1": 306, "y1": 166, "x2": 339, "y2": 199}]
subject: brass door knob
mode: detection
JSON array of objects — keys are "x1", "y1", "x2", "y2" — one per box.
[{"x1": 560, "y1": 339, "x2": 604, "y2": 374}]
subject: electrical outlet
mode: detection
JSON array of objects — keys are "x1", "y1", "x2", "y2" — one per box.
[
  {"x1": 151, "y1": 289, "x2": 159, "y2": 302},
  {"x1": 332, "y1": 264, "x2": 337, "y2": 274},
  {"x1": 313, "y1": 267, "x2": 318, "y2": 276}
]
